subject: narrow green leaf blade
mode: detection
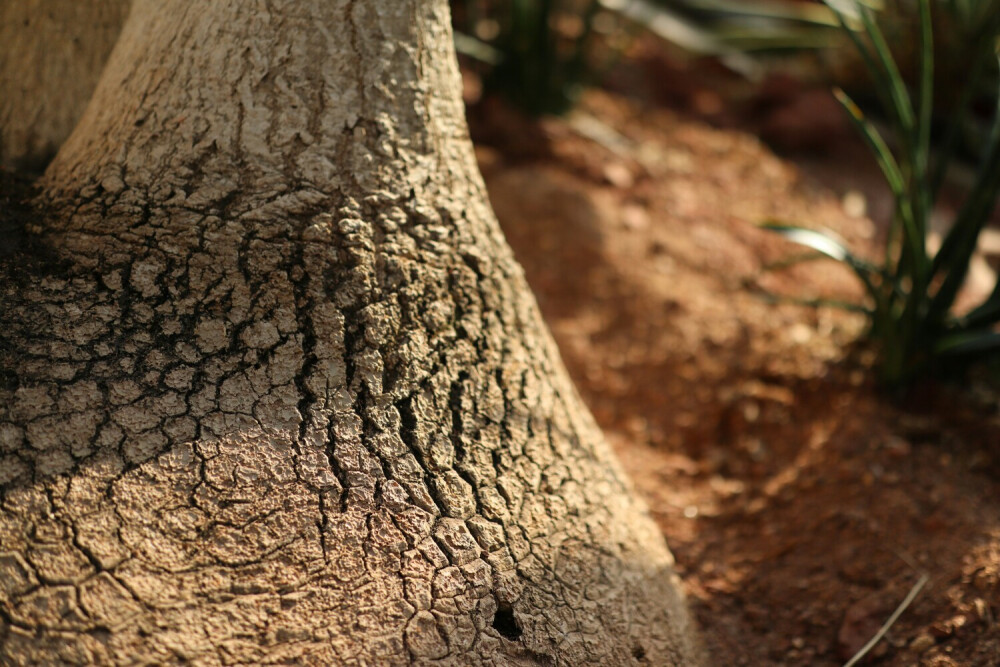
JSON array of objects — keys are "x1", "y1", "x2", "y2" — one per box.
[
  {"x1": 833, "y1": 88, "x2": 906, "y2": 197},
  {"x1": 822, "y1": 1, "x2": 894, "y2": 114},
  {"x1": 935, "y1": 329, "x2": 1000, "y2": 356},
  {"x1": 834, "y1": 88, "x2": 927, "y2": 278},
  {"x1": 915, "y1": 0, "x2": 933, "y2": 177},
  {"x1": 857, "y1": 3, "x2": 916, "y2": 134}
]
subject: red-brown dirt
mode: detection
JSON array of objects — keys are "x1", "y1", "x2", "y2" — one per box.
[{"x1": 472, "y1": 86, "x2": 1000, "y2": 666}]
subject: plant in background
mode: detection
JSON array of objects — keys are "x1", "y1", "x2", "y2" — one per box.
[
  {"x1": 764, "y1": 0, "x2": 1000, "y2": 387},
  {"x1": 452, "y1": 0, "x2": 851, "y2": 116},
  {"x1": 454, "y1": 0, "x2": 604, "y2": 115},
  {"x1": 609, "y1": 0, "x2": 847, "y2": 55},
  {"x1": 452, "y1": 0, "x2": 897, "y2": 117}
]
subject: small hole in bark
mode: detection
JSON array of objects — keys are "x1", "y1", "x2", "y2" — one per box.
[
  {"x1": 632, "y1": 643, "x2": 647, "y2": 660},
  {"x1": 492, "y1": 603, "x2": 522, "y2": 640},
  {"x1": 88, "y1": 627, "x2": 112, "y2": 644},
  {"x1": 0, "y1": 368, "x2": 19, "y2": 392}
]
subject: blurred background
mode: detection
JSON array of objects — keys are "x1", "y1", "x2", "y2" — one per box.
[{"x1": 452, "y1": 0, "x2": 1000, "y2": 158}]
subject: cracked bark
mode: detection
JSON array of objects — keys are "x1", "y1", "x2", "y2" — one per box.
[{"x1": 0, "y1": 1, "x2": 702, "y2": 664}]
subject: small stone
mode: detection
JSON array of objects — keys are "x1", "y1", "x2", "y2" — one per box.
[
  {"x1": 789, "y1": 323, "x2": 812, "y2": 344},
  {"x1": 973, "y1": 598, "x2": 993, "y2": 623},
  {"x1": 929, "y1": 620, "x2": 952, "y2": 638},
  {"x1": 910, "y1": 633, "x2": 936, "y2": 652},
  {"x1": 621, "y1": 203, "x2": 649, "y2": 231},
  {"x1": 842, "y1": 190, "x2": 867, "y2": 218},
  {"x1": 603, "y1": 163, "x2": 634, "y2": 188},
  {"x1": 883, "y1": 436, "x2": 911, "y2": 458}
]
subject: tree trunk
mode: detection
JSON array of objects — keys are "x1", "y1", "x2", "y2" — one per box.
[
  {"x1": 0, "y1": 0, "x2": 131, "y2": 170},
  {"x1": 0, "y1": 1, "x2": 701, "y2": 664}
]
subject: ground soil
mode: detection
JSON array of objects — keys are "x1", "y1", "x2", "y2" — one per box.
[{"x1": 470, "y1": 68, "x2": 1000, "y2": 665}]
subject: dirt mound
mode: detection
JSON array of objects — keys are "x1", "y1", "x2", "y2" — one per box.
[{"x1": 476, "y1": 90, "x2": 1000, "y2": 666}]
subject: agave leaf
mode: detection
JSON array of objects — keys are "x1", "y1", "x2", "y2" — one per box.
[
  {"x1": 761, "y1": 223, "x2": 853, "y2": 261},
  {"x1": 915, "y1": 0, "x2": 932, "y2": 169},
  {"x1": 681, "y1": 0, "x2": 841, "y2": 26},
  {"x1": 833, "y1": 89, "x2": 905, "y2": 196},
  {"x1": 857, "y1": 2, "x2": 916, "y2": 136},
  {"x1": 892, "y1": 0, "x2": 934, "y2": 340},
  {"x1": 712, "y1": 26, "x2": 842, "y2": 52},
  {"x1": 823, "y1": 2, "x2": 894, "y2": 111},
  {"x1": 760, "y1": 222, "x2": 883, "y2": 296},
  {"x1": 914, "y1": 0, "x2": 932, "y2": 220},
  {"x1": 825, "y1": 0, "x2": 884, "y2": 21},
  {"x1": 824, "y1": 1, "x2": 914, "y2": 141},
  {"x1": 834, "y1": 89, "x2": 927, "y2": 278},
  {"x1": 935, "y1": 329, "x2": 1000, "y2": 356}
]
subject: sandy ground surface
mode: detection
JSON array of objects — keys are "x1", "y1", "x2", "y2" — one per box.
[{"x1": 474, "y1": 87, "x2": 1000, "y2": 666}]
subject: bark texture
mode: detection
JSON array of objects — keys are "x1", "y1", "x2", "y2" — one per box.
[
  {"x1": 0, "y1": 1, "x2": 701, "y2": 664},
  {"x1": 0, "y1": 0, "x2": 131, "y2": 170}
]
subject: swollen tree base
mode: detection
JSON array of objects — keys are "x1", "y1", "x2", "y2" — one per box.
[{"x1": 0, "y1": 1, "x2": 701, "y2": 664}]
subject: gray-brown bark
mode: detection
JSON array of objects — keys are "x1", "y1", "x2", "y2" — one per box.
[
  {"x1": 0, "y1": 1, "x2": 701, "y2": 664},
  {"x1": 0, "y1": 0, "x2": 131, "y2": 170}
]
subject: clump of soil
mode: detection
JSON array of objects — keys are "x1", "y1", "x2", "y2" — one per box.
[{"x1": 472, "y1": 89, "x2": 1000, "y2": 666}]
